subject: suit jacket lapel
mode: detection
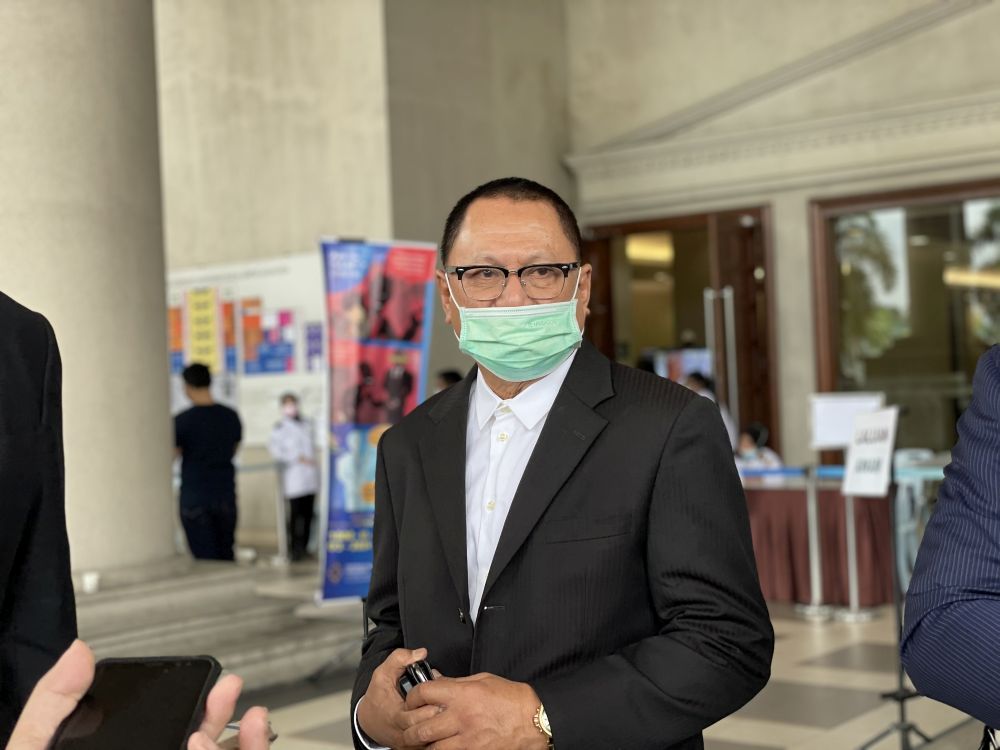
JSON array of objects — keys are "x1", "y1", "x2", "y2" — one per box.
[
  {"x1": 419, "y1": 371, "x2": 474, "y2": 614},
  {"x1": 482, "y1": 343, "x2": 614, "y2": 604}
]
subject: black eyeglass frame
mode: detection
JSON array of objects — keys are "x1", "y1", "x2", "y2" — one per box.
[{"x1": 444, "y1": 262, "x2": 582, "y2": 300}]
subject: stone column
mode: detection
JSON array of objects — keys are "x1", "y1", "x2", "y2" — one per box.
[{"x1": 0, "y1": 1, "x2": 177, "y2": 571}]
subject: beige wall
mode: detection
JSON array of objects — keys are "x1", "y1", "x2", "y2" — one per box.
[
  {"x1": 384, "y1": 0, "x2": 572, "y2": 376},
  {"x1": 155, "y1": 0, "x2": 393, "y2": 268},
  {"x1": 0, "y1": 0, "x2": 176, "y2": 571},
  {"x1": 566, "y1": 0, "x2": 1000, "y2": 464}
]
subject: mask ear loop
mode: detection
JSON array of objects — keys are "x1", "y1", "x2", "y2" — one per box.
[
  {"x1": 568, "y1": 265, "x2": 582, "y2": 300},
  {"x1": 444, "y1": 272, "x2": 464, "y2": 342},
  {"x1": 444, "y1": 272, "x2": 459, "y2": 305}
]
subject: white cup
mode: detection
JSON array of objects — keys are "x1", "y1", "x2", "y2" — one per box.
[{"x1": 81, "y1": 571, "x2": 101, "y2": 594}]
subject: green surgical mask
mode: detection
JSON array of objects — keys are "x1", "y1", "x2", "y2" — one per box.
[{"x1": 448, "y1": 276, "x2": 583, "y2": 383}]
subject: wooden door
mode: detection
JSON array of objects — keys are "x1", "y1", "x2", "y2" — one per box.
[
  {"x1": 710, "y1": 208, "x2": 779, "y2": 451},
  {"x1": 581, "y1": 237, "x2": 615, "y2": 359}
]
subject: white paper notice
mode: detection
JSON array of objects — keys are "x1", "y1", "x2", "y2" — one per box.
[
  {"x1": 809, "y1": 392, "x2": 886, "y2": 450},
  {"x1": 842, "y1": 407, "x2": 899, "y2": 498}
]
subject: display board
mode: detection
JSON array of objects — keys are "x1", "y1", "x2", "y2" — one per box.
[
  {"x1": 319, "y1": 239, "x2": 438, "y2": 601},
  {"x1": 167, "y1": 254, "x2": 327, "y2": 445}
]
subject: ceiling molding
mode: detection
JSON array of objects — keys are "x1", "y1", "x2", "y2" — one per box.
[
  {"x1": 568, "y1": 89, "x2": 1000, "y2": 225},
  {"x1": 591, "y1": 0, "x2": 993, "y2": 151},
  {"x1": 577, "y1": 149, "x2": 1000, "y2": 226},
  {"x1": 568, "y1": 88, "x2": 1000, "y2": 181}
]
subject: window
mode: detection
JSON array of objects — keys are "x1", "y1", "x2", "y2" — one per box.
[{"x1": 815, "y1": 184, "x2": 1000, "y2": 452}]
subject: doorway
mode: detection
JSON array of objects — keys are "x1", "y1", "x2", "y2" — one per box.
[{"x1": 583, "y1": 207, "x2": 779, "y2": 452}]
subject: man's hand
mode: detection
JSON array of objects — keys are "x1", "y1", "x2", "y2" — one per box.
[
  {"x1": 7, "y1": 640, "x2": 94, "y2": 749},
  {"x1": 357, "y1": 648, "x2": 441, "y2": 748},
  {"x1": 8, "y1": 640, "x2": 272, "y2": 750},
  {"x1": 188, "y1": 674, "x2": 271, "y2": 750},
  {"x1": 402, "y1": 673, "x2": 548, "y2": 750}
]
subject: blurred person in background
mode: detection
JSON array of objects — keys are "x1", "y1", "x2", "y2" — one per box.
[
  {"x1": 174, "y1": 364, "x2": 243, "y2": 561},
  {"x1": 0, "y1": 292, "x2": 76, "y2": 745},
  {"x1": 268, "y1": 393, "x2": 318, "y2": 562},
  {"x1": 435, "y1": 368, "x2": 463, "y2": 393},
  {"x1": 683, "y1": 371, "x2": 738, "y2": 449},
  {"x1": 902, "y1": 345, "x2": 1000, "y2": 745},
  {"x1": 734, "y1": 422, "x2": 783, "y2": 472}
]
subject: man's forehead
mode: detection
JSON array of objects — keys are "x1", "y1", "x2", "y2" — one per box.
[{"x1": 452, "y1": 198, "x2": 568, "y2": 255}]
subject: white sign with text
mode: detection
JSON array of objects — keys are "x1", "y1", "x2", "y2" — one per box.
[
  {"x1": 842, "y1": 407, "x2": 899, "y2": 497},
  {"x1": 809, "y1": 392, "x2": 886, "y2": 450}
]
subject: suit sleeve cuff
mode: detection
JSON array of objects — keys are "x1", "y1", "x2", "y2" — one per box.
[{"x1": 354, "y1": 697, "x2": 390, "y2": 750}]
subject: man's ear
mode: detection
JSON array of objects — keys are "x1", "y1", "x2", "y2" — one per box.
[
  {"x1": 575, "y1": 263, "x2": 593, "y2": 329},
  {"x1": 436, "y1": 270, "x2": 454, "y2": 327}
]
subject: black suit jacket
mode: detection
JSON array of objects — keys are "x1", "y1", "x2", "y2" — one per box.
[
  {"x1": 353, "y1": 342, "x2": 773, "y2": 749},
  {"x1": 0, "y1": 292, "x2": 77, "y2": 744}
]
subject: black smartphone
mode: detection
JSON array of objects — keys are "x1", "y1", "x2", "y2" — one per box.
[
  {"x1": 48, "y1": 655, "x2": 222, "y2": 750},
  {"x1": 397, "y1": 660, "x2": 434, "y2": 699}
]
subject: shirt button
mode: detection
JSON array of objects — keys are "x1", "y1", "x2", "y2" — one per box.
[
  {"x1": 486, "y1": 499, "x2": 496, "y2": 511},
  {"x1": 498, "y1": 432, "x2": 509, "y2": 442}
]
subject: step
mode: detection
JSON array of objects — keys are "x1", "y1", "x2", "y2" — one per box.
[
  {"x1": 91, "y1": 616, "x2": 361, "y2": 692},
  {"x1": 214, "y1": 619, "x2": 361, "y2": 690},
  {"x1": 76, "y1": 565, "x2": 257, "y2": 635},
  {"x1": 84, "y1": 599, "x2": 295, "y2": 654},
  {"x1": 76, "y1": 562, "x2": 362, "y2": 694}
]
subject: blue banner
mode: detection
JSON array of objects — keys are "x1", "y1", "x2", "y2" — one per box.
[{"x1": 320, "y1": 240, "x2": 438, "y2": 601}]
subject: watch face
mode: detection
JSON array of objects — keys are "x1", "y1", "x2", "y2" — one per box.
[{"x1": 539, "y1": 707, "x2": 552, "y2": 735}]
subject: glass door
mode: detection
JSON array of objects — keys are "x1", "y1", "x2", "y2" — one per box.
[{"x1": 583, "y1": 207, "x2": 778, "y2": 451}]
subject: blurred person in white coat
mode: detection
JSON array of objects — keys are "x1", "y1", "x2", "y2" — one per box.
[{"x1": 268, "y1": 393, "x2": 319, "y2": 561}]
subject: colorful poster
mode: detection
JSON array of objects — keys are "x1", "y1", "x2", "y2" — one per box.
[
  {"x1": 305, "y1": 322, "x2": 324, "y2": 372},
  {"x1": 243, "y1": 298, "x2": 296, "y2": 375},
  {"x1": 168, "y1": 306, "x2": 184, "y2": 374},
  {"x1": 222, "y1": 301, "x2": 238, "y2": 373},
  {"x1": 185, "y1": 288, "x2": 222, "y2": 373},
  {"x1": 320, "y1": 240, "x2": 437, "y2": 601}
]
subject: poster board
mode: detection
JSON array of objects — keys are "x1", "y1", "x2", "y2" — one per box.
[
  {"x1": 167, "y1": 254, "x2": 327, "y2": 445},
  {"x1": 319, "y1": 239, "x2": 438, "y2": 601}
]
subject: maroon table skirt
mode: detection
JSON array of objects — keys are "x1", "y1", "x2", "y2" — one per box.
[{"x1": 744, "y1": 486, "x2": 894, "y2": 607}]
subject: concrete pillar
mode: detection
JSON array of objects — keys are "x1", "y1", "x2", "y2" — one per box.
[{"x1": 0, "y1": 1, "x2": 177, "y2": 571}]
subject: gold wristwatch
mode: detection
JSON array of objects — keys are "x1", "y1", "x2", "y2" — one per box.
[{"x1": 533, "y1": 704, "x2": 554, "y2": 748}]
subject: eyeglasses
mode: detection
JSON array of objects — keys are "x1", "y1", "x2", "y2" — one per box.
[{"x1": 445, "y1": 262, "x2": 581, "y2": 301}]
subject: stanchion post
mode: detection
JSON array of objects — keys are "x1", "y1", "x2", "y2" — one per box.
[
  {"x1": 836, "y1": 493, "x2": 876, "y2": 622},
  {"x1": 845, "y1": 494, "x2": 860, "y2": 611},
  {"x1": 274, "y1": 462, "x2": 290, "y2": 566},
  {"x1": 795, "y1": 465, "x2": 832, "y2": 621}
]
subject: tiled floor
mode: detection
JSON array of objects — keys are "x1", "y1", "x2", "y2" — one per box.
[{"x1": 235, "y1": 601, "x2": 976, "y2": 750}]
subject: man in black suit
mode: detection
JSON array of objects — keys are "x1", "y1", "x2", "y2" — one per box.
[
  {"x1": 0, "y1": 291, "x2": 77, "y2": 745},
  {"x1": 352, "y1": 178, "x2": 773, "y2": 750}
]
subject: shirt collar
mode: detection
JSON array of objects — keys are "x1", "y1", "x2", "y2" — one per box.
[{"x1": 472, "y1": 351, "x2": 577, "y2": 431}]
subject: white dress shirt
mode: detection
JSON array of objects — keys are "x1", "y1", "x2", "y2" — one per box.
[
  {"x1": 464, "y1": 352, "x2": 575, "y2": 621},
  {"x1": 354, "y1": 351, "x2": 577, "y2": 748}
]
